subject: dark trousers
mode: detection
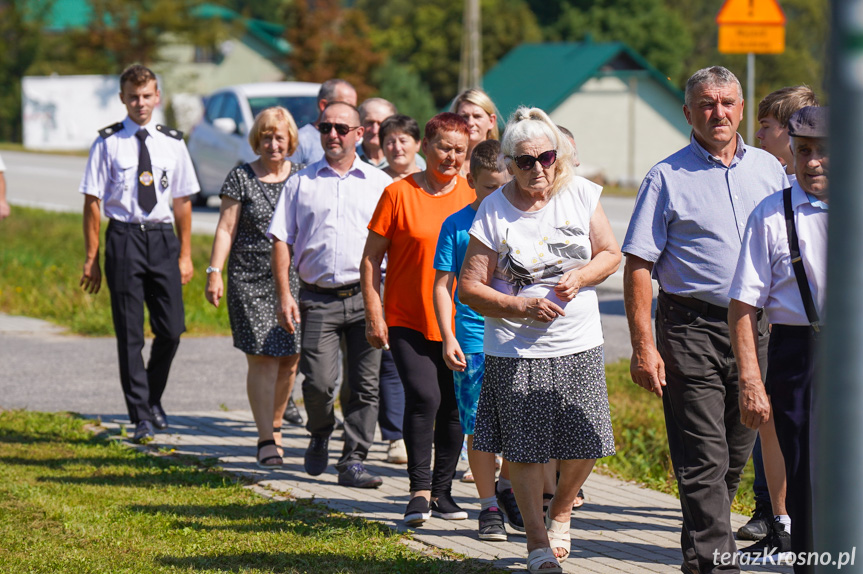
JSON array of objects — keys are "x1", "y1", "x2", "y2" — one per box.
[
  {"x1": 378, "y1": 349, "x2": 405, "y2": 441},
  {"x1": 752, "y1": 435, "x2": 772, "y2": 507},
  {"x1": 104, "y1": 221, "x2": 185, "y2": 424},
  {"x1": 298, "y1": 290, "x2": 381, "y2": 472},
  {"x1": 656, "y1": 293, "x2": 765, "y2": 574},
  {"x1": 389, "y1": 326, "x2": 463, "y2": 497},
  {"x1": 766, "y1": 325, "x2": 816, "y2": 574}
]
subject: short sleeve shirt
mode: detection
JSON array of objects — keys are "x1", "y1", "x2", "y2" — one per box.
[
  {"x1": 622, "y1": 134, "x2": 788, "y2": 307},
  {"x1": 368, "y1": 174, "x2": 476, "y2": 341},
  {"x1": 469, "y1": 177, "x2": 604, "y2": 358},
  {"x1": 79, "y1": 117, "x2": 199, "y2": 223},
  {"x1": 268, "y1": 156, "x2": 393, "y2": 287},
  {"x1": 433, "y1": 204, "x2": 484, "y2": 354},
  {"x1": 729, "y1": 182, "x2": 827, "y2": 325}
]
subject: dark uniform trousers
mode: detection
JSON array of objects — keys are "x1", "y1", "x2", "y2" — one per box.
[
  {"x1": 298, "y1": 289, "x2": 381, "y2": 472},
  {"x1": 105, "y1": 220, "x2": 185, "y2": 424},
  {"x1": 656, "y1": 292, "x2": 767, "y2": 574},
  {"x1": 766, "y1": 325, "x2": 817, "y2": 574}
]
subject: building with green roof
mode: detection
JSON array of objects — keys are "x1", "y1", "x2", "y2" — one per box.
[{"x1": 483, "y1": 40, "x2": 691, "y2": 185}]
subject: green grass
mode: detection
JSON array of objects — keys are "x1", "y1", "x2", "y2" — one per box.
[
  {"x1": 604, "y1": 359, "x2": 756, "y2": 515},
  {"x1": 0, "y1": 410, "x2": 501, "y2": 574},
  {"x1": 0, "y1": 206, "x2": 231, "y2": 336}
]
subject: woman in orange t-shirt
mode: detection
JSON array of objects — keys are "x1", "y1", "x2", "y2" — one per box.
[{"x1": 361, "y1": 113, "x2": 476, "y2": 527}]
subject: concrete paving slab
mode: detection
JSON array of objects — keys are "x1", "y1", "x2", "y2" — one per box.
[{"x1": 89, "y1": 409, "x2": 792, "y2": 574}]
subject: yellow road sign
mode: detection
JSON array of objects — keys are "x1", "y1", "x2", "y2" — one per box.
[
  {"x1": 719, "y1": 24, "x2": 785, "y2": 54},
  {"x1": 717, "y1": 0, "x2": 786, "y2": 54}
]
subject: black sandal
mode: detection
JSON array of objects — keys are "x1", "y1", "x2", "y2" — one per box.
[
  {"x1": 256, "y1": 439, "x2": 283, "y2": 469},
  {"x1": 273, "y1": 427, "x2": 284, "y2": 457}
]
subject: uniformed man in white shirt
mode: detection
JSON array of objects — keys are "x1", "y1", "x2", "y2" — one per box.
[
  {"x1": 79, "y1": 64, "x2": 199, "y2": 444},
  {"x1": 729, "y1": 106, "x2": 828, "y2": 573}
]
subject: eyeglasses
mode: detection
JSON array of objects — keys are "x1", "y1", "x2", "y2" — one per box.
[
  {"x1": 318, "y1": 122, "x2": 360, "y2": 136},
  {"x1": 510, "y1": 150, "x2": 557, "y2": 171}
]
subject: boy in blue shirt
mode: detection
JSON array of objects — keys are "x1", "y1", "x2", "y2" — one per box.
[{"x1": 433, "y1": 140, "x2": 521, "y2": 540}]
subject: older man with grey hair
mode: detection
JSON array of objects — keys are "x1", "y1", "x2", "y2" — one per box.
[
  {"x1": 729, "y1": 106, "x2": 828, "y2": 573},
  {"x1": 289, "y1": 79, "x2": 358, "y2": 166},
  {"x1": 622, "y1": 66, "x2": 788, "y2": 573},
  {"x1": 357, "y1": 97, "x2": 397, "y2": 167}
]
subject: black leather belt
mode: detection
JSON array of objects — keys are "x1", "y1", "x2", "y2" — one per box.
[
  {"x1": 661, "y1": 291, "x2": 730, "y2": 322},
  {"x1": 660, "y1": 291, "x2": 764, "y2": 323},
  {"x1": 109, "y1": 220, "x2": 173, "y2": 231},
  {"x1": 300, "y1": 281, "x2": 361, "y2": 298},
  {"x1": 773, "y1": 324, "x2": 819, "y2": 339}
]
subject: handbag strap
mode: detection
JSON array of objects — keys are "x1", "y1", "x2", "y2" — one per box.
[{"x1": 783, "y1": 186, "x2": 821, "y2": 332}]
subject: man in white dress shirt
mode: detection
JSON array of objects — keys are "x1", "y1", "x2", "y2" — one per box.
[
  {"x1": 79, "y1": 64, "x2": 198, "y2": 444},
  {"x1": 729, "y1": 106, "x2": 828, "y2": 573},
  {"x1": 269, "y1": 101, "x2": 393, "y2": 488}
]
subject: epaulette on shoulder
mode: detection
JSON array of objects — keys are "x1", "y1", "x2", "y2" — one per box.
[
  {"x1": 156, "y1": 124, "x2": 184, "y2": 140},
  {"x1": 98, "y1": 122, "x2": 125, "y2": 139}
]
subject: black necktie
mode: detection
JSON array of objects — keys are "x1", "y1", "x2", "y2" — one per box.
[{"x1": 136, "y1": 129, "x2": 157, "y2": 213}]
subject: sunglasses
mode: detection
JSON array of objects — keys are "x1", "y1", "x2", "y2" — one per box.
[
  {"x1": 510, "y1": 150, "x2": 557, "y2": 171},
  {"x1": 318, "y1": 122, "x2": 360, "y2": 136}
]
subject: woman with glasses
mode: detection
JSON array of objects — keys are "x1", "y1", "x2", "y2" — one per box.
[
  {"x1": 205, "y1": 107, "x2": 303, "y2": 469},
  {"x1": 458, "y1": 107, "x2": 620, "y2": 574},
  {"x1": 361, "y1": 113, "x2": 475, "y2": 527}
]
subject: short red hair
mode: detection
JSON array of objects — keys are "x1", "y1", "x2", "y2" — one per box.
[{"x1": 424, "y1": 112, "x2": 469, "y2": 142}]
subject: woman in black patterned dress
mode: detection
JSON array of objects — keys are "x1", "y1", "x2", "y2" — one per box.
[{"x1": 205, "y1": 107, "x2": 302, "y2": 468}]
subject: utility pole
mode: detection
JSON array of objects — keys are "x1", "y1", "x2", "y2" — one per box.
[
  {"x1": 459, "y1": 0, "x2": 482, "y2": 92},
  {"x1": 815, "y1": 0, "x2": 863, "y2": 570}
]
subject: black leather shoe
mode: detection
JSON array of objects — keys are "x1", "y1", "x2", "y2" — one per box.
[
  {"x1": 304, "y1": 434, "x2": 329, "y2": 476},
  {"x1": 282, "y1": 398, "x2": 304, "y2": 426},
  {"x1": 337, "y1": 462, "x2": 383, "y2": 488},
  {"x1": 132, "y1": 420, "x2": 155, "y2": 444},
  {"x1": 150, "y1": 404, "x2": 168, "y2": 430}
]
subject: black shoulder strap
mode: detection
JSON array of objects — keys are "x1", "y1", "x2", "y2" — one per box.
[
  {"x1": 156, "y1": 124, "x2": 184, "y2": 140},
  {"x1": 783, "y1": 186, "x2": 821, "y2": 332},
  {"x1": 98, "y1": 122, "x2": 124, "y2": 139}
]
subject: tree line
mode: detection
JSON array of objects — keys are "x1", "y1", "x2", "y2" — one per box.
[{"x1": 0, "y1": 0, "x2": 828, "y2": 142}]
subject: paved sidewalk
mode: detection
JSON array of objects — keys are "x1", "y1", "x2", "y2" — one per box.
[{"x1": 94, "y1": 410, "x2": 791, "y2": 574}]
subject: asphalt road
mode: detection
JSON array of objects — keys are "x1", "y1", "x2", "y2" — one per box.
[{"x1": 1, "y1": 150, "x2": 641, "y2": 414}]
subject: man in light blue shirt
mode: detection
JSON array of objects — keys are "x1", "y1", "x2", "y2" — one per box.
[
  {"x1": 288, "y1": 79, "x2": 357, "y2": 166},
  {"x1": 622, "y1": 66, "x2": 788, "y2": 574},
  {"x1": 269, "y1": 101, "x2": 392, "y2": 489}
]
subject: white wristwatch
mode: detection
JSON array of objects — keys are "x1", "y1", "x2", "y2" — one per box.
[{"x1": 206, "y1": 266, "x2": 221, "y2": 274}]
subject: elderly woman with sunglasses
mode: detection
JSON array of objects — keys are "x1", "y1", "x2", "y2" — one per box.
[{"x1": 459, "y1": 107, "x2": 620, "y2": 574}]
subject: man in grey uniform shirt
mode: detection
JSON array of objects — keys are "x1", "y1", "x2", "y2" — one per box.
[{"x1": 622, "y1": 66, "x2": 787, "y2": 573}]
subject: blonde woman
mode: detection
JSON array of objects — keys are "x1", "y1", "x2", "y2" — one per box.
[
  {"x1": 205, "y1": 107, "x2": 302, "y2": 468},
  {"x1": 451, "y1": 88, "x2": 500, "y2": 174}
]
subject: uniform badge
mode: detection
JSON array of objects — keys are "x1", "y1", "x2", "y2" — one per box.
[
  {"x1": 139, "y1": 171, "x2": 154, "y2": 186},
  {"x1": 160, "y1": 172, "x2": 169, "y2": 189}
]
